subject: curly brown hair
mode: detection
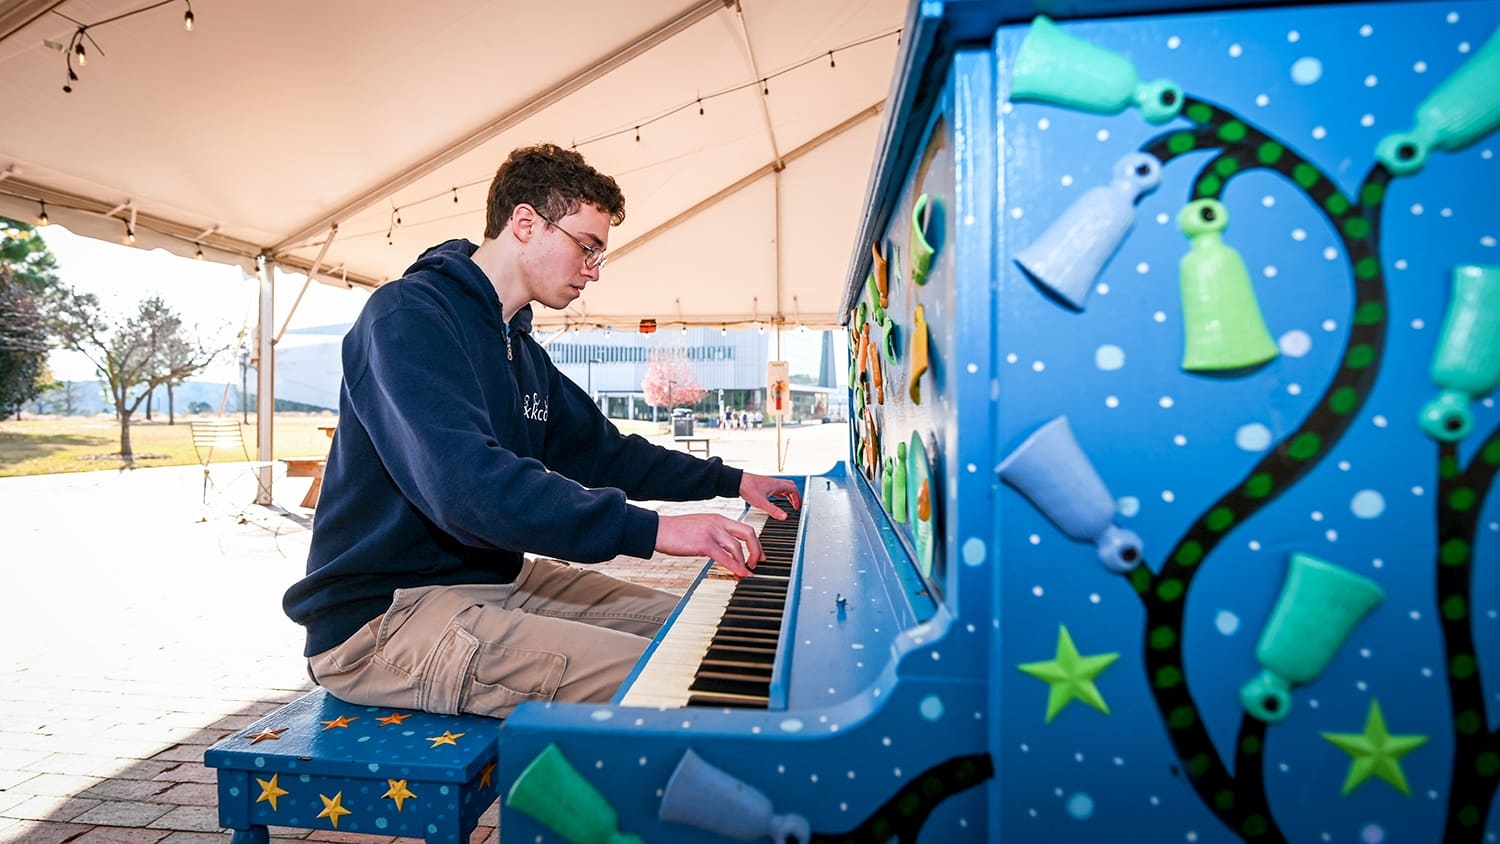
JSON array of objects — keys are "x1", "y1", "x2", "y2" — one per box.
[{"x1": 483, "y1": 143, "x2": 625, "y2": 239}]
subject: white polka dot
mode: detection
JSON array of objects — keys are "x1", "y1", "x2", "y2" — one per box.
[
  {"x1": 1117, "y1": 496, "x2": 1139, "y2": 517},
  {"x1": 1167, "y1": 35, "x2": 1181, "y2": 49},
  {"x1": 1363, "y1": 74, "x2": 1378, "y2": 86},
  {"x1": 1158, "y1": 396, "x2": 1174, "y2": 409},
  {"x1": 1262, "y1": 195, "x2": 1276, "y2": 208},
  {"x1": 1288, "y1": 383, "x2": 1302, "y2": 396},
  {"x1": 1360, "y1": 114, "x2": 1375, "y2": 127},
  {"x1": 1229, "y1": 43, "x2": 1243, "y2": 57},
  {"x1": 1279, "y1": 330, "x2": 1312, "y2": 357},
  {"x1": 1038, "y1": 118, "x2": 1051, "y2": 130},
  {"x1": 1236, "y1": 423, "x2": 1273, "y2": 452},
  {"x1": 1292, "y1": 228, "x2": 1308, "y2": 241},
  {"x1": 1096, "y1": 129, "x2": 1110, "y2": 142},
  {"x1": 1411, "y1": 318, "x2": 1425, "y2": 330},
  {"x1": 1162, "y1": 490, "x2": 1175, "y2": 503},
  {"x1": 1060, "y1": 174, "x2": 1074, "y2": 187},
  {"x1": 1256, "y1": 94, "x2": 1270, "y2": 107},
  {"x1": 1411, "y1": 204, "x2": 1425, "y2": 215},
  {"x1": 1359, "y1": 24, "x2": 1373, "y2": 36},
  {"x1": 1287, "y1": 30, "x2": 1301, "y2": 43},
  {"x1": 1173, "y1": 434, "x2": 1187, "y2": 446},
  {"x1": 1322, "y1": 319, "x2": 1338, "y2": 331},
  {"x1": 1095, "y1": 345, "x2": 1126, "y2": 371},
  {"x1": 1323, "y1": 247, "x2": 1338, "y2": 261},
  {"x1": 1010, "y1": 207, "x2": 1024, "y2": 219},
  {"x1": 1414, "y1": 60, "x2": 1428, "y2": 73},
  {"x1": 1153, "y1": 311, "x2": 1167, "y2": 323},
  {"x1": 1291, "y1": 57, "x2": 1322, "y2": 85},
  {"x1": 1032, "y1": 360, "x2": 1045, "y2": 372},
  {"x1": 1312, "y1": 126, "x2": 1328, "y2": 140},
  {"x1": 1155, "y1": 212, "x2": 1170, "y2": 225},
  {"x1": 1459, "y1": 41, "x2": 1471, "y2": 53},
  {"x1": 1105, "y1": 395, "x2": 1120, "y2": 408},
  {"x1": 1264, "y1": 265, "x2": 1279, "y2": 278},
  {"x1": 1351, "y1": 490, "x2": 1385, "y2": 518},
  {"x1": 1136, "y1": 261, "x2": 1151, "y2": 274}
]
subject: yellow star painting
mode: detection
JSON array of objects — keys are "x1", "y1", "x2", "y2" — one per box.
[
  {"x1": 317, "y1": 791, "x2": 353, "y2": 828},
  {"x1": 1322, "y1": 699, "x2": 1429, "y2": 796},
  {"x1": 254, "y1": 773, "x2": 288, "y2": 811},
  {"x1": 1017, "y1": 625, "x2": 1120, "y2": 723},
  {"x1": 384, "y1": 778, "x2": 417, "y2": 811},
  {"x1": 427, "y1": 730, "x2": 465, "y2": 748}
]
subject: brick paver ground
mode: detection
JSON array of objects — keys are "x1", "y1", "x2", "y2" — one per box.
[{"x1": 0, "y1": 422, "x2": 846, "y2": 842}]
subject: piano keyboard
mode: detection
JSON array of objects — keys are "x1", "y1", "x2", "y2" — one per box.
[{"x1": 620, "y1": 500, "x2": 801, "y2": 709}]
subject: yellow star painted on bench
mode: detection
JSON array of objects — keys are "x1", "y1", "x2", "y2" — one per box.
[
  {"x1": 246, "y1": 728, "x2": 286, "y2": 744},
  {"x1": 384, "y1": 778, "x2": 417, "y2": 811},
  {"x1": 377, "y1": 712, "x2": 412, "y2": 727},
  {"x1": 427, "y1": 730, "x2": 465, "y2": 747},
  {"x1": 1017, "y1": 625, "x2": 1119, "y2": 723},
  {"x1": 255, "y1": 773, "x2": 288, "y2": 811},
  {"x1": 1322, "y1": 699, "x2": 1429, "y2": 796},
  {"x1": 320, "y1": 714, "x2": 359, "y2": 730},
  {"x1": 480, "y1": 762, "x2": 495, "y2": 789},
  {"x1": 317, "y1": 791, "x2": 352, "y2": 828}
]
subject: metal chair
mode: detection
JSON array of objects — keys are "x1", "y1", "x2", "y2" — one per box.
[{"x1": 189, "y1": 418, "x2": 279, "y2": 520}]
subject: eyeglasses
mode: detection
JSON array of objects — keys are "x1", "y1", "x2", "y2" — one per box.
[{"x1": 533, "y1": 208, "x2": 607, "y2": 270}]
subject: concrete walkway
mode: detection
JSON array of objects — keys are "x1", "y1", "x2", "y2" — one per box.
[{"x1": 0, "y1": 423, "x2": 847, "y2": 842}]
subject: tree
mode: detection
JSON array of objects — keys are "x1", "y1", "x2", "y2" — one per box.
[
  {"x1": 0, "y1": 219, "x2": 61, "y2": 416},
  {"x1": 641, "y1": 348, "x2": 706, "y2": 414},
  {"x1": 47, "y1": 290, "x2": 223, "y2": 460}
]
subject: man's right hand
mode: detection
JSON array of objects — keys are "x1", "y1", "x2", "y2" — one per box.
[{"x1": 656, "y1": 513, "x2": 764, "y2": 578}]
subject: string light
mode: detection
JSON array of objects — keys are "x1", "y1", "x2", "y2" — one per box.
[
  {"x1": 194, "y1": 243, "x2": 204, "y2": 259},
  {"x1": 37, "y1": 201, "x2": 48, "y2": 226},
  {"x1": 123, "y1": 221, "x2": 135, "y2": 244},
  {"x1": 54, "y1": 0, "x2": 197, "y2": 94}
]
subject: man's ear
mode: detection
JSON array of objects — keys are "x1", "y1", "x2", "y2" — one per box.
[{"x1": 511, "y1": 204, "x2": 539, "y2": 242}]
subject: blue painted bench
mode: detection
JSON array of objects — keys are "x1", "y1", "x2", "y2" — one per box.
[{"x1": 204, "y1": 687, "x2": 501, "y2": 843}]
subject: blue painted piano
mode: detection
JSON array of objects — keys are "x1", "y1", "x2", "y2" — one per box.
[{"x1": 498, "y1": 1, "x2": 1500, "y2": 841}]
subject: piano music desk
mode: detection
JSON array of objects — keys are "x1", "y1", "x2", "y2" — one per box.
[
  {"x1": 673, "y1": 435, "x2": 712, "y2": 457},
  {"x1": 204, "y1": 688, "x2": 501, "y2": 844}
]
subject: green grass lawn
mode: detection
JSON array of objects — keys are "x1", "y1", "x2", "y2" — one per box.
[{"x1": 0, "y1": 413, "x2": 664, "y2": 478}]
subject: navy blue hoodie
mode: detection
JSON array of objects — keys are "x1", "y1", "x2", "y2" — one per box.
[{"x1": 284, "y1": 239, "x2": 743, "y2": 656}]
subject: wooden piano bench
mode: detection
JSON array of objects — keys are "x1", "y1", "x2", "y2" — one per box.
[{"x1": 204, "y1": 687, "x2": 501, "y2": 844}]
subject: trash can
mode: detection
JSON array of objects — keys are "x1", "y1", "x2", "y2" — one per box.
[{"x1": 673, "y1": 416, "x2": 695, "y2": 437}]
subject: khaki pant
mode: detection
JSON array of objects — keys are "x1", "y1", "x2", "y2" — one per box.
[{"x1": 307, "y1": 557, "x2": 679, "y2": 718}]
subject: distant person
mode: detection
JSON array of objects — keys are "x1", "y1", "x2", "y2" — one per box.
[{"x1": 283, "y1": 143, "x2": 800, "y2": 718}]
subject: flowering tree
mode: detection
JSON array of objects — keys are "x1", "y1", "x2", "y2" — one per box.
[{"x1": 641, "y1": 348, "x2": 705, "y2": 413}]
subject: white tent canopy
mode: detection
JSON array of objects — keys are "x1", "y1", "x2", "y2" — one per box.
[{"x1": 0, "y1": 0, "x2": 907, "y2": 334}]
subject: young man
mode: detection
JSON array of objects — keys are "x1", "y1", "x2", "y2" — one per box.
[{"x1": 283, "y1": 143, "x2": 801, "y2": 718}]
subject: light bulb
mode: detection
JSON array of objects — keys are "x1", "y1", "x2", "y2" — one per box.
[
  {"x1": 183, "y1": 2, "x2": 194, "y2": 31},
  {"x1": 75, "y1": 41, "x2": 86, "y2": 66},
  {"x1": 194, "y1": 243, "x2": 204, "y2": 260},
  {"x1": 37, "y1": 201, "x2": 48, "y2": 226}
]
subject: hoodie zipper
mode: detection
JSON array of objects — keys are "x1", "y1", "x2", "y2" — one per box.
[{"x1": 503, "y1": 322, "x2": 513, "y2": 361}]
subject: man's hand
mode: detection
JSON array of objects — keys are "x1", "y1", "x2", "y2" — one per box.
[
  {"x1": 739, "y1": 473, "x2": 802, "y2": 520},
  {"x1": 656, "y1": 513, "x2": 765, "y2": 578}
]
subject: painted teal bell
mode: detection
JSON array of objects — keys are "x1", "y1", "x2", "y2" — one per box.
[
  {"x1": 1376, "y1": 26, "x2": 1500, "y2": 176},
  {"x1": 1009, "y1": 15, "x2": 1183, "y2": 124},
  {"x1": 997, "y1": 416, "x2": 1142, "y2": 573},
  {"x1": 1419, "y1": 264, "x2": 1500, "y2": 441},
  {"x1": 1178, "y1": 199, "x2": 1279, "y2": 372},
  {"x1": 506, "y1": 743, "x2": 643, "y2": 844},
  {"x1": 659, "y1": 749, "x2": 810, "y2": 843},
  {"x1": 1240, "y1": 553, "x2": 1384, "y2": 723},
  {"x1": 1015, "y1": 152, "x2": 1163, "y2": 310}
]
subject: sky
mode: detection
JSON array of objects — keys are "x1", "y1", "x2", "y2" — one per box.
[{"x1": 34, "y1": 224, "x2": 834, "y2": 384}]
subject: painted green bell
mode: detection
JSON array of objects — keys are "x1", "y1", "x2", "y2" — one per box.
[
  {"x1": 1177, "y1": 199, "x2": 1279, "y2": 372},
  {"x1": 506, "y1": 743, "x2": 644, "y2": 844},
  {"x1": 1376, "y1": 27, "x2": 1500, "y2": 176},
  {"x1": 1420, "y1": 264, "x2": 1500, "y2": 441},
  {"x1": 1240, "y1": 553, "x2": 1384, "y2": 723},
  {"x1": 1009, "y1": 15, "x2": 1183, "y2": 124}
]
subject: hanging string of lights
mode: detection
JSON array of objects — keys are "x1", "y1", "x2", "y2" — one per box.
[
  {"x1": 56, "y1": 0, "x2": 194, "y2": 93},
  {"x1": 357, "y1": 26, "x2": 901, "y2": 251}
]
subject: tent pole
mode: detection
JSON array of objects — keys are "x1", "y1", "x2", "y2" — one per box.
[{"x1": 255, "y1": 255, "x2": 276, "y2": 506}]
